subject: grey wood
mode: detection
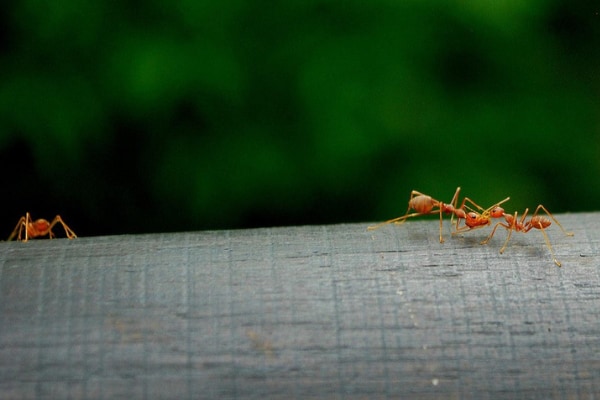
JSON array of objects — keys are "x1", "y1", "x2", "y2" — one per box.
[{"x1": 1, "y1": 212, "x2": 599, "y2": 399}]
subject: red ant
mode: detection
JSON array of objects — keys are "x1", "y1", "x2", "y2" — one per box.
[
  {"x1": 368, "y1": 187, "x2": 507, "y2": 243},
  {"x1": 480, "y1": 205, "x2": 574, "y2": 267},
  {"x1": 7, "y1": 212, "x2": 77, "y2": 242},
  {"x1": 452, "y1": 197, "x2": 511, "y2": 234}
]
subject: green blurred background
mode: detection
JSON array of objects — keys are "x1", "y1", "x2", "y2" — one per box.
[{"x1": 1, "y1": 0, "x2": 599, "y2": 237}]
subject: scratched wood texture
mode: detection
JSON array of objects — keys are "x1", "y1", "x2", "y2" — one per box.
[{"x1": 1, "y1": 212, "x2": 599, "y2": 399}]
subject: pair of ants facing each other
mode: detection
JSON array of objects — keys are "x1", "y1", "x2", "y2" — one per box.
[{"x1": 368, "y1": 187, "x2": 574, "y2": 267}]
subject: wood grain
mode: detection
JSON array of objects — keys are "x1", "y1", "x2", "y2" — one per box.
[{"x1": 1, "y1": 212, "x2": 599, "y2": 399}]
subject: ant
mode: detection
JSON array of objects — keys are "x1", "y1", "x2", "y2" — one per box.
[
  {"x1": 368, "y1": 187, "x2": 506, "y2": 243},
  {"x1": 452, "y1": 196, "x2": 511, "y2": 234},
  {"x1": 480, "y1": 205, "x2": 574, "y2": 267},
  {"x1": 7, "y1": 212, "x2": 77, "y2": 242}
]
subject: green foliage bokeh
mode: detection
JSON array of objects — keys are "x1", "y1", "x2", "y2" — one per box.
[{"x1": 1, "y1": 0, "x2": 599, "y2": 236}]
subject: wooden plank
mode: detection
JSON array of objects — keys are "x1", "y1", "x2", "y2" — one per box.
[{"x1": 1, "y1": 212, "x2": 599, "y2": 399}]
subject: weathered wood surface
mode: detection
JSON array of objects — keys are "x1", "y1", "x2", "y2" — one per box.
[{"x1": 1, "y1": 212, "x2": 599, "y2": 399}]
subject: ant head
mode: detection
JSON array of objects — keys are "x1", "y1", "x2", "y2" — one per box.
[
  {"x1": 465, "y1": 211, "x2": 481, "y2": 228},
  {"x1": 481, "y1": 197, "x2": 510, "y2": 218},
  {"x1": 489, "y1": 206, "x2": 505, "y2": 218}
]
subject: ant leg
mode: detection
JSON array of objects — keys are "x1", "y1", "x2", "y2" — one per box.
[
  {"x1": 496, "y1": 209, "x2": 529, "y2": 254},
  {"x1": 7, "y1": 216, "x2": 26, "y2": 241},
  {"x1": 495, "y1": 197, "x2": 511, "y2": 207},
  {"x1": 498, "y1": 211, "x2": 519, "y2": 254},
  {"x1": 436, "y1": 188, "x2": 461, "y2": 243},
  {"x1": 538, "y1": 227, "x2": 561, "y2": 267},
  {"x1": 480, "y1": 221, "x2": 509, "y2": 245},
  {"x1": 449, "y1": 187, "x2": 461, "y2": 209},
  {"x1": 460, "y1": 197, "x2": 486, "y2": 213},
  {"x1": 438, "y1": 207, "x2": 445, "y2": 243},
  {"x1": 527, "y1": 205, "x2": 571, "y2": 267},
  {"x1": 448, "y1": 187, "x2": 461, "y2": 226},
  {"x1": 368, "y1": 192, "x2": 416, "y2": 231},
  {"x1": 461, "y1": 196, "x2": 511, "y2": 214},
  {"x1": 367, "y1": 209, "x2": 442, "y2": 231},
  {"x1": 499, "y1": 234, "x2": 512, "y2": 253},
  {"x1": 49, "y1": 216, "x2": 77, "y2": 239},
  {"x1": 499, "y1": 224, "x2": 515, "y2": 254},
  {"x1": 24, "y1": 212, "x2": 32, "y2": 242}
]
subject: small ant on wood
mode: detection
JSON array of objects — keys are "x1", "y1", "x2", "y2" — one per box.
[
  {"x1": 480, "y1": 205, "x2": 574, "y2": 267},
  {"x1": 368, "y1": 187, "x2": 502, "y2": 243},
  {"x1": 7, "y1": 212, "x2": 77, "y2": 242},
  {"x1": 452, "y1": 196, "x2": 511, "y2": 234},
  {"x1": 368, "y1": 187, "x2": 463, "y2": 243}
]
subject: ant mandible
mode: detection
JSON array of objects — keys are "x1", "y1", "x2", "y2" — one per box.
[
  {"x1": 368, "y1": 187, "x2": 497, "y2": 243},
  {"x1": 7, "y1": 212, "x2": 77, "y2": 242},
  {"x1": 480, "y1": 205, "x2": 574, "y2": 267}
]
